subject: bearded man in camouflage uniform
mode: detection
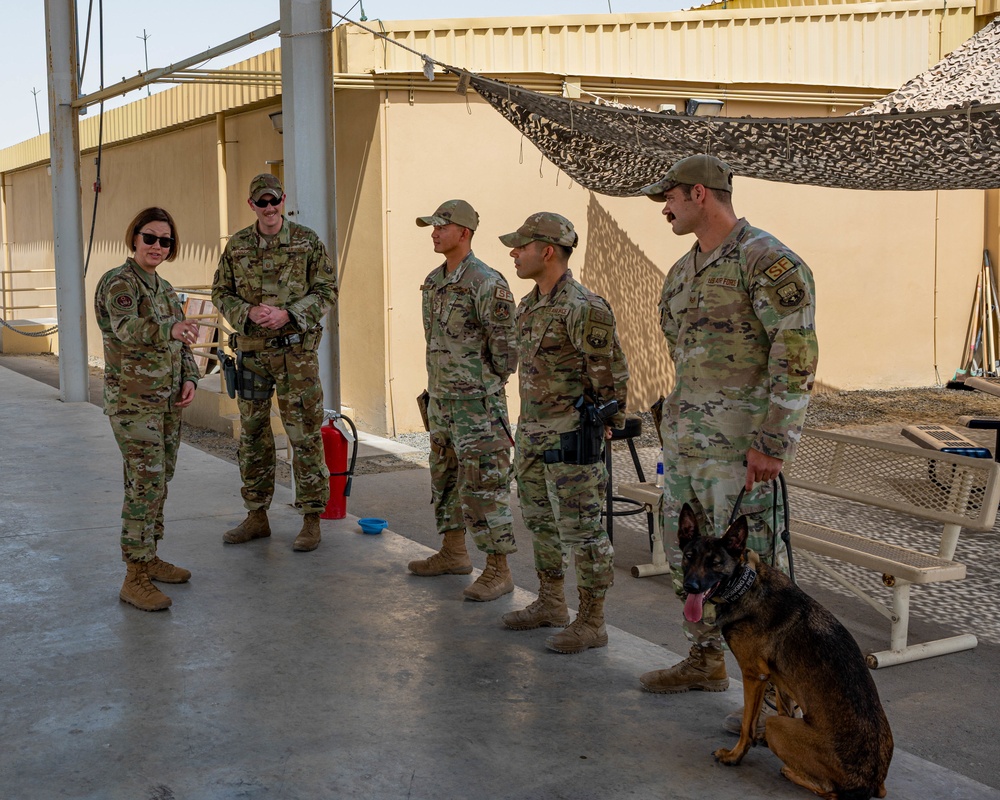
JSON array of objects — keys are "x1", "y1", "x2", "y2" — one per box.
[
  {"x1": 637, "y1": 155, "x2": 819, "y2": 731},
  {"x1": 408, "y1": 199, "x2": 519, "y2": 602},
  {"x1": 212, "y1": 174, "x2": 338, "y2": 552},
  {"x1": 499, "y1": 213, "x2": 629, "y2": 654},
  {"x1": 96, "y1": 206, "x2": 200, "y2": 611}
]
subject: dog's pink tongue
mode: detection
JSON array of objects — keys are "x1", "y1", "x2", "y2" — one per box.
[{"x1": 684, "y1": 591, "x2": 707, "y2": 623}]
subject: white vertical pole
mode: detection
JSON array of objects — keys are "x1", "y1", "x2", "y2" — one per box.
[
  {"x1": 44, "y1": 0, "x2": 89, "y2": 403},
  {"x1": 279, "y1": 0, "x2": 340, "y2": 410}
]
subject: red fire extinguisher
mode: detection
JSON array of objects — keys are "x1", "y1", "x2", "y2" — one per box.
[{"x1": 321, "y1": 411, "x2": 358, "y2": 520}]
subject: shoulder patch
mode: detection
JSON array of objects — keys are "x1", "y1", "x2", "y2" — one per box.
[
  {"x1": 585, "y1": 325, "x2": 611, "y2": 351},
  {"x1": 763, "y1": 256, "x2": 798, "y2": 283},
  {"x1": 588, "y1": 307, "x2": 613, "y2": 326},
  {"x1": 494, "y1": 286, "x2": 515, "y2": 303},
  {"x1": 113, "y1": 293, "x2": 135, "y2": 311},
  {"x1": 775, "y1": 280, "x2": 807, "y2": 308}
]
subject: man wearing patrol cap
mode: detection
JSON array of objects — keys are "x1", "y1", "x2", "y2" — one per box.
[
  {"x1": 212, "y1": 173, "x2": 338, "y2": 552},
  {"x1": 408, "y1": 199, "x2": 520, "y2": 604},
  {"x1": 637, "y1": 154, "x2": 819, "y2": 732},
  {"x1": 499, "y1": 212, "x2": 629, "y2": 654}
]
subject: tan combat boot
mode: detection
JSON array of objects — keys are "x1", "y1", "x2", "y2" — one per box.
[
  {"x1": 407, "y1": 529, "x2": 473, "y2": 576},
  {"x1": 462, "y1": 553, "x2": 514, "y2": 602},
  {"x1": 292, "y1": 513, "x2": 321, "y2": 552},
  {"x1": 639, "y1": 643, "x2": 729, "y2": 693},
  {"x1": 545, "y1": 587, "x2": 608, "y2": 654},
  {"x1": 119, "y1": 561, "x2": 172, "y2": 611},
  {"x1": 502, "y1": 571, "x2": 570, "y2": 630},
  {"x1": 147, "y1": 556, "x2": 191, "y2": 584},
  {"x1": 223, "y1": 509, "x2": 271, "y2": 544}
]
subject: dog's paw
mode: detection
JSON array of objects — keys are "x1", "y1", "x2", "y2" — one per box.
[{"x1": 713, "y1": 747, "x2": 743, "y2": 766}]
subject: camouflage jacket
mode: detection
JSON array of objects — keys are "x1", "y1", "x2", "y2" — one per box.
[
  {"x1": 659, "y1": 218, "x2": 819, "y2": 462},
  {"x1": 421, "y1": 252, "x2": 517, "y2": 399},
  {"x1": 95, "y1": 258, "x2": 200, "y2": 415},
  {"x1": 212, "y1": 218, "x2": 338, "y2": 338},
  {"x1": 516, "y1": 270, "x2": 629, "y2": 435}
]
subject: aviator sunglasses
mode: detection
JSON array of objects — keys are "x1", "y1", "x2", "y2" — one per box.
[
  {"x1": 252, "y1": 195, "x2": 283, "y2": 208},
  {"x1": 138, "y1": 231, "x2": 174, "y2": 248}
]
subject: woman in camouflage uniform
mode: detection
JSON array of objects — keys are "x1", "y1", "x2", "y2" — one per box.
[{"x1": 95, "y1": 207, "x2": 200, "y2": 612}]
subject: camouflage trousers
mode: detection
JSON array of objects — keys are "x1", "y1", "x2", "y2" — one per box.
[
  {"x1": 109, "y1": 411, "x2": 182, "y2": 562},
  {"x1": 237, "y1": 345, "x2": 329, "y2": 515},
  {"x1": 428, "y1": 393, "x2": 516, "y2": 554},
  {"x1": 661, "y1": 443, "x2": 787, "y2": 649},
  {"x1": 514, "y1": 429, "x2": 614, "y2": 597}
]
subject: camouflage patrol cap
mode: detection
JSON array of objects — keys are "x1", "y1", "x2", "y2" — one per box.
[
  {"x1": 249, "y1": 173, "x2": 284, "y2": 202},
  {"x1": 415, "y1": 199, "x2": 479, "y2": 231},
  {"x1": 498, "y1": 212, "x2": 579, "y2": 248},
  {"x1": 641, "y1": 154, "x2": 734, "y2": 201}
]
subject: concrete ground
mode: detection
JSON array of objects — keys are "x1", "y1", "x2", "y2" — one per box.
[{"x1": 2, "y1": 361, "x2": 999, "y2": 799}]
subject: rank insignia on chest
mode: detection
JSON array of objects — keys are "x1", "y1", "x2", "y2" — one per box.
[
  {"x1": 114, "y1": 294, "x2": 135, "y2": 310},
  {"x1": 585, "y1": 325, "x2": 610, "y2": 350},
  {"x1": 777, "y1": 281, "x2": 806, "y2": 307},
  {"x1": 764, "y1": 256, "x2": 798, "y2": 282}
]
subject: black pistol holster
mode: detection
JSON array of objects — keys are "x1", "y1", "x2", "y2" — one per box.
[
  {"x1": 219, "y1": 348, "x2": 275, "y2": 401},
  {"x1": 543, "y1": 396, "x2": 620, "y2": 465}
]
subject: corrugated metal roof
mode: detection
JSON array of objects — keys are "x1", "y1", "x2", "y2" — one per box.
[{"x1": 0, "y1": 50, "x2": 282, "y2": 174}]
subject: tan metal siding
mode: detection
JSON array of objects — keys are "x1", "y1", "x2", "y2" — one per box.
[{"x1": 344, "y1": 1, "x2": 974, "y2": 90}]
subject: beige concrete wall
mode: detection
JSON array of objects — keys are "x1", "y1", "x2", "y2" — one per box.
[
  {"x1": 0, "y1": 82, "x2": 990, "y2": 435},
  {"x1": 334, "y1": 90, "x2": 390, "y2": 434},
  {"x1": 379, "y1": 89, "x2": 986, "y2": 432}
]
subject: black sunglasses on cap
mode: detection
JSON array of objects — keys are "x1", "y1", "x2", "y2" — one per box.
[
  {"x1": 138, "y1": 231, "x2": 174, "y2": 248},
  {"x1": 252, "y1": 195, "x2": 283, "y2": 208}
]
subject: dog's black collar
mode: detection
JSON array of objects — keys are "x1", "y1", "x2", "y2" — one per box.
[{"x1": 714, "y1": 562, "x2": 756, "y2": 604}]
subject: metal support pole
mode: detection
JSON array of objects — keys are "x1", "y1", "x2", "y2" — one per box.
[
  {"x1": 279, "y1": 0, "x2": 340, "y2": 410},
  {"x1": 1, "y1": 172, "x2": 12, "y2": 317},
  {"x1": 44, "y1": 0, "x2": 89, "y2": 402},
  {"x1": 216, "y1": 113, "x2": 229, "y2": 252}
]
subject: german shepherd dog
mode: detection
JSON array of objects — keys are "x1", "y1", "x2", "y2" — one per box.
[{"x1": 677, "y1": 503, "x2": 893, "y2": 800}]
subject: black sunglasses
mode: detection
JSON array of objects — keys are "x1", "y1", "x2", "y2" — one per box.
[
  {"x1": 138, "y1": 231, "x2": 174, "y2": 248},
  {"x1": 252, "y1": 195, "x2": 283, "y2": 208}
]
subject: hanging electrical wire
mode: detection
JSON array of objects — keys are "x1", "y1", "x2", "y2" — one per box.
[{"x1": 83, "y1": 0, "x2": 106, "y2": 278}]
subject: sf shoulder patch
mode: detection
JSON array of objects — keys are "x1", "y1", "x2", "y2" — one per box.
[
  {"x1": 494, "y1": 286, "x2": 515, "y2": 303},
  {"x1": 763, "y1": 256, "x2": 798, "y2": 283}
]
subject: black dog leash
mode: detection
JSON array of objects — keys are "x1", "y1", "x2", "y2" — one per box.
[{"x1": 727, "y1": 473, "x2": 795, "y2": 585}]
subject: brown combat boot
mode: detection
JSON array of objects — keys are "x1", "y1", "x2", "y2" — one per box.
[
  {"x1": 119, "y1": 561, "x2": 172, "y2": 611},
  {"x1": 292, "y1": 513, "x2": 321, "y2": 552},
  {"x1": 462, "y1": 553, "x2": 514, "y2": 602},
  {"x1": 639, "y1": 643, "x2": 729, "y2": 693},
  {"x1": 502, "y1": 571, "x2": 570, "y2": 630},
  {"x1": 545, "y1": 588, "x2": 608, "y2": 654},
  {"x1": 147, "y1": 556, "x2": 191, "y2": 584},
  {"x1": 223, "y1": 509, "x2": 271, "y2": 544},
  {"x1": 407, "y1": 529, "x2": 473, "y2": 576}
]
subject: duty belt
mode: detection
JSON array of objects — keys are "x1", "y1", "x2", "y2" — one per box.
[{"x1": 229, "y1": 332, "x2": 304, "y2": 353}]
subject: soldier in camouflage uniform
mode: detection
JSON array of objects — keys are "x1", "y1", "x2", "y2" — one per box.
[
  {"x1": 408, "y1": 200, "x2": 519, "y2": 603},
  {"x1": 212, "y1": 174, "x2": 338, "y2": 552},
  {"x1": 96, "y1": 207, "x2": 200, "y2": 612},
  {"x1": 499, "y1": 213, "x2": 629, "y2": 654},
  {"x1": 637, "y1": 156, "x2": 818, "y2": 730}
]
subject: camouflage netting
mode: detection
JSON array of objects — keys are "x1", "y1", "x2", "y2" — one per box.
[{"x1": 457, "y1": 18, "x2": 1000, "y2": 194}]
